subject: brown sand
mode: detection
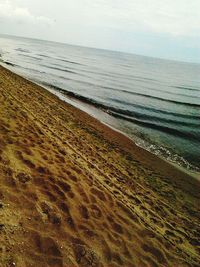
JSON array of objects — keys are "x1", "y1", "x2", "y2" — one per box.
[{"x1": 0, "y1": 65, "x2": 200, "y2": 267}]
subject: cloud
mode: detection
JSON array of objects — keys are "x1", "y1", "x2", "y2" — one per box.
[
  {"x1": 80, "y1": 0, "x2": 200, "y2": 37},
  {"x1": 0, "y1": 0, "x2": 52, "y2": 25},
  {"x1": 0, "y1": 0, "x2": 199, "y2": 62},
  {"x1": 1, "y1": 0, "x2": 199, "y2": 36}
]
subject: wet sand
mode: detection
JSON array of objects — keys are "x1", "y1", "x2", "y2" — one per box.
[{"x1": 0, "y1": 65, "x2": 200, "y2": 267}]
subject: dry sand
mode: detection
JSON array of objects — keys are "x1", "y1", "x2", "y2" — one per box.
[{"x1": 0, "y1": 65, "x2": 200, "y2": 267}]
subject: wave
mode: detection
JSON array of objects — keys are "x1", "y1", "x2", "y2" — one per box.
[
  {"x1": 100, "y1": 84, "x2": 200, "y2": 101},
  {"x1": 97, "y1": 97, "x2": 199, "y2": 126},
  {"x1": 110, "y1": 98, "x2": 200, "y2": 120},
  {"x1": 15, "y1": 48, "x2": 30, "y2": 53},
  {"x1": 40, "y1": 62, "x2": 199, "y2": 100},
  {"x1": 37, "y1": 55, "x2": 83, "y2": 66},
  {"x1": 7, "y1": 62, "x2": 47, "y2": 75},
  {"x1": 142, "y1": 86, "x2": 200, "y2": 99},
  {"x1": 109, "y1": 91, "x2": 200, "y2": 107},
  {"x1": 42, "y1": 82, "x2": 200, "y2": 120},
  {"x1": 174, "y1": 85, "x2": 200, "y2": 92},
  {"x1": 19, "y1": 54, "x2": 42, "y2": 61},
  {"x1": 134, "y1": 137, "x2": 200, "y2": 173},
  {"x1": 41, "y1": 83, "x2": 199, "y2": 141},
  {"x1": 36, "y1": 64, "x2": 199, "y2": 104},
  {"x1": 3, "y1": 61, "x2": 16, "y2": 67},
  {"x1": 114, "y1": 109, "x2": 198, "y2": 127},
  {"x1": 37, "y1": 54, "x2": 50, "y2": 58},
  {"x1": 49, "y1": 62, "x2": 199, "y2": 100},
  {"x1": 39, "y1": 64, "x2": 77, "y2": 74},
  {"x1": 59, "y1": 58, "x2": 83, "y2": 66},
  {"x1": 61, "y1": 64, "x2": 161, "y2": 84},
  {"x1": 73, "y1": 69, "x2": 200, "y2": 101},
  {"x1": 108, "y1": 111, "x2": 199, "y2": 142}
]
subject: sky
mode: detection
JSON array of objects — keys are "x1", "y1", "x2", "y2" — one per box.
[{"x1": 0, "y1": 0, "x2": 199, "y2": 63}]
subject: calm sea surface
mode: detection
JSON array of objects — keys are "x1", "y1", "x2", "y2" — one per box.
[{"x1": 0, "y1": 34, "x2": 200, "y2": 173}]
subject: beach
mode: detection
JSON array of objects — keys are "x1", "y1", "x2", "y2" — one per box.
[{"x1": 0, "y1": 64, "x2": 200, "y2": 266}]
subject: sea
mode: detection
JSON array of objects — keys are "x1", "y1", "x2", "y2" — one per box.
[{"x1": 0, "y1": 34, "x2": 199, "y2": 175}]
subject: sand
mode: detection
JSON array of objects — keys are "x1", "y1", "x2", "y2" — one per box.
[{"x1": 0, "y1": 65, "x2": 200, "y2": 267}]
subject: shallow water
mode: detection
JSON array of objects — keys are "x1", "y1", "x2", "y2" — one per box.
[{"x1": 0, "y1": 34, "x2": 200, "y2": 173}]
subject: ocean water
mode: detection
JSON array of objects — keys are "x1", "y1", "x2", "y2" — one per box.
[{"x1": 0, "y1": 34, "x2": 200, "y2": 173}]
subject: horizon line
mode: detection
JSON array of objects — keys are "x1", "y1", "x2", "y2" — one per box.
[{"x1": 0, "y1": 32, "x2": 199, "y2": 65}]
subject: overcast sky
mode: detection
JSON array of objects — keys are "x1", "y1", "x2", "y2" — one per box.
[{"x1": 0, "y1": 0, "x2": 199, "y2": 62}]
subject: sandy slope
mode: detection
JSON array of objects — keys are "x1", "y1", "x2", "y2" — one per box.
[{"x1": 0, "y1": 65, "x2": 200, "y2": 267}]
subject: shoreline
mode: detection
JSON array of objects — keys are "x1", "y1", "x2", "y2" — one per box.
[
  {"x1": 2, "y1": 63, "x2": 199, "y2": 184},
  {"x1": 0, "y1": 64, "x2": 200, "y2": 266},
  {"x1": 44, "y1": 85, "x2": 200, "y2": 181},
  {"x1": 2, "y1": 61, "x2": 200, "y2": 180}
]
